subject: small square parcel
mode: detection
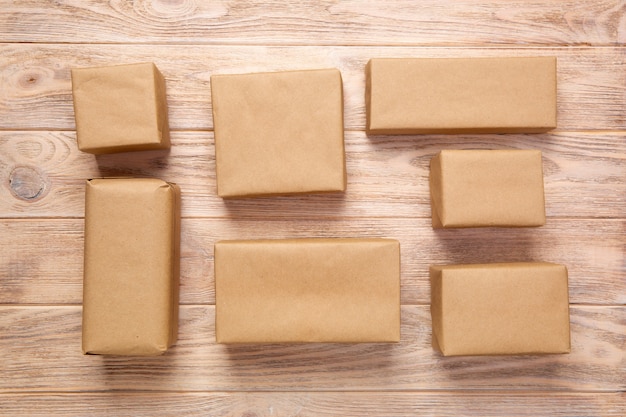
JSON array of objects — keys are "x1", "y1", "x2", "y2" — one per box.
[
  {"x1": 71, "y1": 62, "x2": 170, "y2": 154},
  {"x1": 430, "y1": 262, "x2": 571, "y2": 356},
  {"x1": 82, "y1": 178, "x2": 180, "y2": 355},
  {"x1": 215, "y1": 238, "x2": 400, "y2": 343},
  {"x1": 429, "y1": 149, "x2": 546, "y2": 228},
  {"x1": 366, "y1": 57, "x2": 556, "y2": 134},
  {"x1": 211, "y1": 68, "x2": 346, "y2": 197}
]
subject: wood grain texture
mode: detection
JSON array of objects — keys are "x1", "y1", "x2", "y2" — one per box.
[
  {"x1": 1, "y1": 0, "x2": 624, "y2": 413},
  {"x1": 0, "y1": 392, "x2": 624, "y2": 417},
  {"x1": 1, "y1": 45, "x2": 625, "y2": 131},
  {"x1": 1, "y1": 0, "x2": 624, "y2": 46},
  {"x1": 1, "y1": 131, "x2": 624, "y2": 219},
  {"x1": 0, "y1": 306, "x2": 623, "y2": 392},
  {"x1": 1, "y1": 218, "x2": 624, "y2": 306}
]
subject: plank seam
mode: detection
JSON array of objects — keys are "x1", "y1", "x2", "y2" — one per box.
[{"x1": 0, "y1": 389, "x2": 623, "y2": 394}]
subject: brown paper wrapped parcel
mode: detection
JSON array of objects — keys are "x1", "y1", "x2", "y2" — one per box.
[
  {"x1": 430, "y1": 262, "x2": 570, "y2": 356},
  {"x1": 429, "y1": 149, "x2": 546, "y2": 228},
  {"x1": 215, "y1": 238, "x2": 400, "y2": 343},
  {"x1": 82, "y1": 178, "x2": 180, "y2": 355},
  {"x1": 211, "y1": 68, "x2": 346, "y2": 197},
  {"x1": 71, "y1": 62, "x2": 170, "y2": 154},
  {"x1": 366, "y1": 57, "x2": 556, "y2": 134}
]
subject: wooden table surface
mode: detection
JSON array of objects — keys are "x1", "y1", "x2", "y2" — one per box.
[{"x1": 1, "y1": 1, "x2": 624, "y2": 415}]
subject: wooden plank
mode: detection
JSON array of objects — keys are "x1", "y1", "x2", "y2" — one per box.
[
  {"x1": 2, "y1": 218, "x2": 624, "y2": 305},
  {"x1": 1, "y1": 1, "x2": 624, "y2": 46},
  {"x1": 1, "y1": 1, "x2": 623, "y2": 414},
  {"x1": 0, "y1": 45, "x2": 624, "y2": 131},
  {"x1": 0, "y1": 392, "x2": 623, "y2": 416},
  {"x1": 0, "y1": 306, "x2": 623, "y2": 392},
  {"x1": 1, "y1": 131, "x2": 624, "y2": 219}
]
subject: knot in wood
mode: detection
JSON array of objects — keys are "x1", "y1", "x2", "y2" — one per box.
[
  {"x1": 9, "y1": 166, "x2": 47, "y2": 201},
  {"x1": 19, "y1": 71, "x2": 42, "y2": 89}
]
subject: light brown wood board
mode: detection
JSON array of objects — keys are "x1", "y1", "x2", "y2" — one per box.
[{"x1": 0, "y1": 1, "x2": 624, "y2": 416}]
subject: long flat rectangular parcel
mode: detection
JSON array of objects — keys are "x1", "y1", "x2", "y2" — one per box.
[
  {"x1": 366, "y1": 57, "x2": 557, "y2": 134},
  {"x1": 215, "y1": 238, "x2": 401, "y2": 343}
]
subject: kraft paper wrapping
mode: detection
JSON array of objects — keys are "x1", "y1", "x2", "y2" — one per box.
[
  {"x1": 215, "y1": 238, "x2": 400, "y2": 343},
  {"x1": 82, "y1": 178, "x2": 180, "y2": 355},
  {"x1": 430, "y1": 262, "x2": 570, "y2": 356},
  {"x1": 429, "y1": 149, "x2": 546, "y2": 228},
  {"x1": 211, "y1": 69, "x2": 346, "y2": 197},
  {"x1": 366, "y1": 57, "x2": 556, "y2": 134}
]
